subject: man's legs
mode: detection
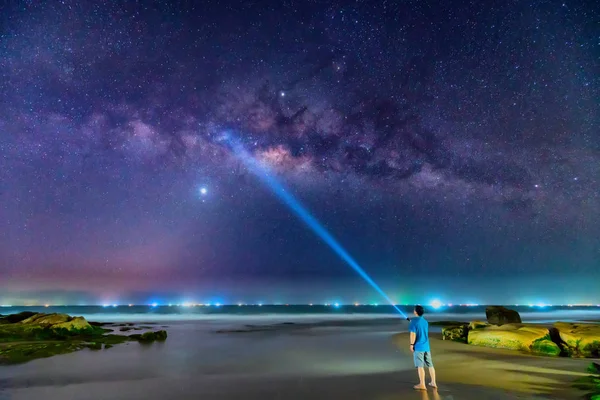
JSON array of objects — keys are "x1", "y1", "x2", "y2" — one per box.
[
  {"x1": 416, "y1": 367, "x2": 426, "y2": 387},
  {"x1": 413, "y1": 352, "x2": 427, "y2": 389},
  {"x1": 424, "y1": 352, "x2": 437, "y2": 387},
  {"x1": 428, "y1": 367, "x2": 437, "y2": 387}
]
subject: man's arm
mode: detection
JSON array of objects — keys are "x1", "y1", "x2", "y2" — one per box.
[{"x1": 409, "y1": 319, "x2": 416, "y2": 352}]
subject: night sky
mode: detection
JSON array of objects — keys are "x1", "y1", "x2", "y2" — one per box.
[{"x1": 1, "y1": 0, "x2": 599, "y2": 306}]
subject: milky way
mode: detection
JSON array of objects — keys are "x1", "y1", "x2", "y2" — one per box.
[{"x1": 1, "y1": 0, "x2": 598, "y2": 304}]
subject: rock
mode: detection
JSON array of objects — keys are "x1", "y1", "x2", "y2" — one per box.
[
  {"x1": 20, "y1": 313, "x2": 71, "y2": 326},
  {"x1": 468, "y1": 323, "x2": 549, "y2": 352},
  {"x1": 485, "y1": 306, "x2": 522, "y2": 326},
  {"x1": 469, "y1": 321, "x2": 490, "y2": 330},
  {"x1": 555, "y1": 322, "x2": 600, "y2": 358},
  {"x1": 531, "y1": 338, "x2": 561, "y2": 356},
  {"x1": 131, "y1": 330, "x2": 168, "y2": 342},
  {"x1": 0, "y1": 311, "x2": 37, "y2": 324},
  {"x1": 17, "y1": 313, "x2": 92, "y2": 333},
  {"x1": 442, "y1": 324, "x2": 468, "y2": 343},
  {"x1": 52, "y1": 316, "x2": 92, "y2": 331}
]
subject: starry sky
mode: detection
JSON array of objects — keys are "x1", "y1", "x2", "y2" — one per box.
[{"x1": 1, "y1": 0, "x2": 599, "y2": 305}]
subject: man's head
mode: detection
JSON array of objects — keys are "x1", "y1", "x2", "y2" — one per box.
[{"x1": 414, "y1": 305, "x2": 424, "y2": 317}]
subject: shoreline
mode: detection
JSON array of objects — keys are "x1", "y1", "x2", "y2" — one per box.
[{"x1": 392, "y1": 332, "x2": 594, "y2": 399}]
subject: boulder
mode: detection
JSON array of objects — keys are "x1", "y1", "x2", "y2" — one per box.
[
  {"x1": 555, "y1": 322, "x2": 600, "y2": 358},
  {"x1": 468, "y1": 323, "x2": 549, "y2": 352},
  {"x1": 442, "y1": 324, "x2": 468, "y2": 343},
  {"x1": 0, "y1": 311, "x2": 37, "y2": 324},
  {"x1": 20, "y1": 313, "x2": 71, "y2": 326},
  {"x1": 485, "y1": 306, "x2": 521, "y2": 326},
  {"x1": 469, "y1": 321, "x2": 490, "y2": 330},
  {"x1": 131, "y1": 330, "x2": 168, "y2": 342},
  {"x1": 52, "y1": 316, "x2": 92, "y2": 331}
]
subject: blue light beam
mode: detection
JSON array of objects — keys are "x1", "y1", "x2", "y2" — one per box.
[{"x1": 226, "y1": 136, "x2": 408, "y2": 320}]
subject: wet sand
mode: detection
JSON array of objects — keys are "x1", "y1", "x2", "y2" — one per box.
[{"x1": 0, "y1": 319, "x2": 594, "y2": 400}]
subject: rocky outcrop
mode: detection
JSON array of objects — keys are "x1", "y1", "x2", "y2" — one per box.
[
  {"x1": 485, "y1": 306, "x2": 522, "y2": 326},
  {"x1": 468, "y1": 321, "x2": 490, "y2": 330},
  {"x1": 20, "y1": 313, "x2": 71, "y2": 326},
  {"x1": 442, "y1": 324, "x2": 469, "y2": 343},
  {"x1": 0, "y1": 311, "x2": 36, "y2": 324},
  {"x1": 18, "y1": 313, "x2": 93, "y2": 331},
  {"x1": 468, "y1": 323, "x2": 551, "y2": 353},
  {"x1": 435, "y1": 318, "x2": 598, "y2": 359},
  {"x1": 130, "y1": 330, "x2": 168, "y2": 342},
  {"x1": 555, "y1": 322, "x2": 600, "y2": 358},
  {"x1": 0, "y1": 312, "x2": 168, "y2": 365}
]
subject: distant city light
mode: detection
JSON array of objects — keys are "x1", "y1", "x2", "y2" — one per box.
[
  {"x1": 430, "y1": 300, "x2": 442, "y2": 309},
  {"x1": 112, "y1": 304, "x2": 117, "y2": 307},
  {"x1": 334, "y1": 303, "x2": 340, "y2": 308},
  {"x1": 151, "y1": 303, "x2": 158, "y2": 307},
  {"x1": 128, "y1": 304, "x2": 133, "y2": 307}
]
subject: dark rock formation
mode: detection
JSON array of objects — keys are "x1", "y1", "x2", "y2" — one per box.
[{"x1": 485, "y1": 306, "x2": 522, "y2": 326}]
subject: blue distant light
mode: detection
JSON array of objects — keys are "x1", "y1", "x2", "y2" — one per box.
[
  {"x1": 151, "y1": 302, "x2": 158, "y2": 307},
  {"x1": 226, "y1": 135, "x2": 408, "y2": 320}
]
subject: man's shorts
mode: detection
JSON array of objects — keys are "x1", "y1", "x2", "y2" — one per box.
[{"x1": 413, "y1": 351, "x2": 434, "y2": 368}]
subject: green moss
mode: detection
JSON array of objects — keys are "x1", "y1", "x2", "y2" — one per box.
[
  {"x1": 0, "y1": 312, "x2": 167, "y2": 365},
  {"x1": 441, "y1": 324, "x2": 468, "y2": 343},
  {"x1": 531, "y1": 338, "x2": 561, "y2": 357},
  {"x1": 130, "y1": 330, "x2": 168, "y2": 342},
  {"x1": 0, "y1": 342, "x2": 83, "y2": 364},
  {"x1": 583, "y1": 341, "x2": 600, "y2": 358}
]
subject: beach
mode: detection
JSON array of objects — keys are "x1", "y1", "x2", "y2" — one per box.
[{"x1": 1, "y1": 307, "x2": 598, "y2": 400}]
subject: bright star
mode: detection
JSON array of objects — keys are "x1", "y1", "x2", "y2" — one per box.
[{"x1": 200, "y1": 187, "x2": 207, "y2": 195}]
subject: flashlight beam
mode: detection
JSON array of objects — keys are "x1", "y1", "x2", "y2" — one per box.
[{"x1": 228, "y1": 138, "x2": 408, "y2": 320}]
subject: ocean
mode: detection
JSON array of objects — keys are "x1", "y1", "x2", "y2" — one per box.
[{"x1": 2, "y1": 304, "x2": 599, "y2": 324}]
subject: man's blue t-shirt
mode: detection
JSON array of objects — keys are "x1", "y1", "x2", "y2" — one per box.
[{"x1": 409, "y1": 316, "x2": 430, "y2": 352}]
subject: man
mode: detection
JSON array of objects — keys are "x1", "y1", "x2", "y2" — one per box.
[{"x1": 409, "y1": 305, "x2": 437, "y2": 390}]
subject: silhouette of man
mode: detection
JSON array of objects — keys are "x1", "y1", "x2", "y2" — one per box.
[{"x1": 409, "y1": 305, "x2": 437, "y2": 390}]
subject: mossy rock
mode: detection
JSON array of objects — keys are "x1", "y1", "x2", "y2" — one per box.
[
  {"x1": 555, "y1": 322, "x2": 600, "y2": 358},
  {"x1": 442, "y1": 324, "x2": 468, "y2": 343},
  {"x1": 468, "y1": 324, "x2": 549, "y2": 351},
  {"x1": 87, "y1": 342, "x2": 102, "y2": 350},
  {"x1": 131, "y1": 330, "x2": 168, "y2": 342},
  {"x1": 0, "y1": 311, "x2": 37, "y2": 324},
  {"x1": 531, "y1": 337, "x2": 561, "y2": 357},
  {"x1": 0, "y1": 312, "x2": 164, "y2": 364},
  {"x1": 468, "y1": 321, "x2": 490, "y2": 330}
]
